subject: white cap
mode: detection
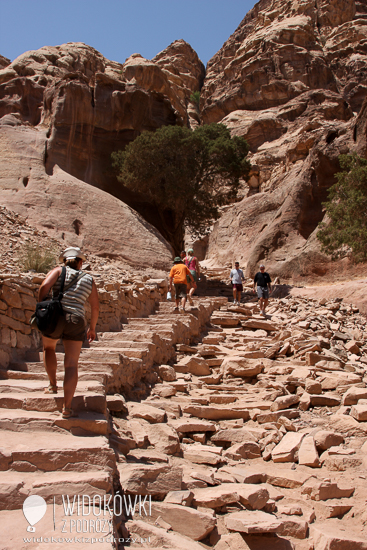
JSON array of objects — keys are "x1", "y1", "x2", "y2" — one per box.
[{"x1": 59, "y1": 247, "x2": 86, "y2": 262}]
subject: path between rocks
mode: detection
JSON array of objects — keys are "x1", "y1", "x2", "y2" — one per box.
[{"x1": 1, "y1": 293, "x2": 367, "y2": 550}]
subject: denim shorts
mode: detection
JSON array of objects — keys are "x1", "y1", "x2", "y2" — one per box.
[{"x1": 43, "y1": 313, "x2": 86, "y2": 341}]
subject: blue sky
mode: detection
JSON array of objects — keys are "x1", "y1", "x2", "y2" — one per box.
[{"x1": 0, "y1": 0, "x2": 256, "y2": 67}]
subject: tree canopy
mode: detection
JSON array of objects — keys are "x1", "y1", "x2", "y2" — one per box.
[
  {"x1": 317, "y1": 153, "x2": 367, "y2": 263},
  {"x1": 112, "y1": 123, "x2": 250, "y2": 253}
]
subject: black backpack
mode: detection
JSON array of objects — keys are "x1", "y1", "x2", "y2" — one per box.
[{"x1": 30, "y1": 267, "x2": 85, "y2": 334}]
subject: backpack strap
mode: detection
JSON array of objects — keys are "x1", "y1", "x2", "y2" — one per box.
[
  {"x1": 55, "y1": 266, "x2": 67, "y2": 302},
  {"x1": 55, "y1": 268, "x2": 86, "y2": 302},
  {"x1": 63, "y1": 271, "x2": 87, "y2": 293}
]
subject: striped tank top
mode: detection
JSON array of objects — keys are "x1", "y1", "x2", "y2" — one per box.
[{"x1": 52, "y1": 266, "x2": 93, "y2": 318}]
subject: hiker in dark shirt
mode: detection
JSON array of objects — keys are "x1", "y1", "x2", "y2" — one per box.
[{"x1": 253, "y1": 264, "x2": 272, "y2": 317}]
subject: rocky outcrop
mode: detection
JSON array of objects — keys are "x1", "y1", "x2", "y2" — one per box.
[
  {"x1": 0, "y1": 41, "x2": 203, "y2": 195},
  {"x1": 0, "y1": 41, "x2": 204, "y2": 253},
  {"x1": 200, "y1": 0, "x2": 367, "y2": 280},
  {"x1": 0, "y1": 113, "x2": 173, "y2": 268},
  {"x1": 0, "y1": 55, "x2": 10, "y2": 70}
]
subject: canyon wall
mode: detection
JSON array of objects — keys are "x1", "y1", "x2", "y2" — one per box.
[
  {"x1": 0, "y1": 41, "x2": 204, "y2": 266},
  {"x1": 200, "y1": 0, "x2": 367, "y2": 280}
]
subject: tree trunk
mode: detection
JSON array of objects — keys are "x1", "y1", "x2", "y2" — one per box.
[{"x1": 157, "y1": 208, "x2": 185, "y2": 255}]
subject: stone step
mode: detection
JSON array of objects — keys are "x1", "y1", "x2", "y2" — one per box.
[
  {"x1": 0, "y1": 390, "x2": 106, "y2": 414},
  {"x1": 0, "y1": 379, "x2": 104, "y2": 394},
  {"x1": 0, "y1": 369, "x2": 107, "y2": 384},
  {"x1": 0, "y1": 506, "x2": 115, "y2": 549},
  {"x1": 90, "y1": 340, "x2": 154, "y2": 350},
  {"x1": 8, "y1": 360, "x2": 116, "y2": 374},
  {"x1": 0, "y1": 469, "x2": 113, "y2": 510},
  {"x1": 0, "y1": 408, "x2": 108, "y2": 435},
  {"x1": 0, "y1": 430, "x2": 116, "y2": 472},
  {"x1": 98, "y1": 330, "x2": 166, "y2": 342},
  {"x1": 27, "y1": 347, "x2": 151, "y2": 362},
  {"x1": 128, "y1": 318, "x2": 182, "y2": 326}
]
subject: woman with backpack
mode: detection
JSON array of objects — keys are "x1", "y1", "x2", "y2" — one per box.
[
  {"x1": 37, "y1": 247, "x2": 99, "y2": 419},
  {"x1": 184, "y1": 247, "x2": 200, "y2": 305}
]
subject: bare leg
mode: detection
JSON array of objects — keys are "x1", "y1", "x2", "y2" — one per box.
[
  {"x1": 181, "y1": 296, "x2": 187, "y2": 310},
  {"x1": 259, "y1": 297, "x2": 264, "y2": 311},
  {"x1": 233, "y1": 288, "x2": 236, "y2": 302},
  {"x1": 263, "y1": 298, "x2": 269, "y2": 313},
  {"x1": 42, "y1": 335, "x2": 58, "y2": 388},
  {"x1": 237, "y1": 291, "x2": 242, "y2": 303},
  {"x1": 63, "y1": 339, "x2": 83, "y2": 410}
]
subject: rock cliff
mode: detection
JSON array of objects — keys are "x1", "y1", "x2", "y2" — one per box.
[
  {"x1": 0, "y1": 113, "x2": 172, "y2": 268},
  {"x1": 0, "y1": 41, "x2": 204, "y2": 265},
  {"x1": 200, "y1": 0, "x2": 367, "y2": 280}
]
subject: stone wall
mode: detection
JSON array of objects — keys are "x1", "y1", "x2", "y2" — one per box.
[{"x1": 0, "y1": 273, "x2": 168, "y2": 368}]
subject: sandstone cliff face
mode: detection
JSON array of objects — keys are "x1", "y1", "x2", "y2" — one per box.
[
  {"x1": 0, "y1": 41, "x2": 203, "y2": 265},
  {"x1": 0, "y1": 41, "x2": 202, "y2": 196},
  {"x1": 0, "y1": 113, "x2": 173, "y2": 268},
  {"x1": 0, "y1": 55, "x2": 10, "y2": 70},
  {"x1": 200, "y1": 0, "x2": 367, "y2": 280}
]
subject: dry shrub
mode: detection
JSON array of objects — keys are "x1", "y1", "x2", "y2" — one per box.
[{"x1": 18, "y1": 241, "x2": 58, "y2": 273}]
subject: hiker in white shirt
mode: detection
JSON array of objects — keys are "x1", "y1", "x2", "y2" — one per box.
[{"x1": 230, "y1": 262, "x2": 245, "y2": 305}]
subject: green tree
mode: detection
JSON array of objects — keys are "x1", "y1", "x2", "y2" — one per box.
[
  {"x1": 317, "y1": 153, "x2": 367, "y2": 262},
  {"x1": 190, "y1": 91, "x2": 200, "y2": 108},
  {"x1": 112, "y1": 124, "x2": 250, "y2": 253}
]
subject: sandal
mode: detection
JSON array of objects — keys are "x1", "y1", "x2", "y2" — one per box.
[
  {"x1": 62, "y1": 407, "x2": 77, "y2": 419},
  {"x1": 44, "y1": 384, "x2": 58, "y2": 394}
]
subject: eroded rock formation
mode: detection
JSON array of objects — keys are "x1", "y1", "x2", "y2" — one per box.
[
  {"x1": 0, "y1": 113, "x2": 172, "y2": 268},
  {"x1": 0, "y1": 41, "x2": 204, "y2": 264},
  {"x1": 200, "y1": 0, "x2": 367, "y2": 279}
]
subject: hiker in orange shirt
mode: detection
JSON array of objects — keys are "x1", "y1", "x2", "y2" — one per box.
[{"x1": 168, "y1": 257, "x2": 196, "y2": 313}]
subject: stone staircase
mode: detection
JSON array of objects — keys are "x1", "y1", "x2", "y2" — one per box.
[{"x1": 0, "y1": 296, "x2": 225, "y2": 549}]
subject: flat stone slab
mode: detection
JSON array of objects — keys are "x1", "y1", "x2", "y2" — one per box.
[
  {"x1": 242, "y1": 319, "x2": 277, "y2": 331},
  {"x1": 0, "y1": 408, "x2": 108, "y2": 436},
  {"x1": 211, "y1": 427, "x2": 266, "y2": 445},
  {"x1": 343, "y1": 387, "x2": 367, "y2": 406},
  {"x1": 220, "y1": 356, "x2": 263, "y2": 378},
  {"x1": 127, "y1": 402, "x2": 166, "y2": 423},
  {"x1": 0, "y1": 470, "x2": 112, "y2": 509},
  {"x1": 193, "y1": 483, "x2": 241, "y2": 508},
  {"x1": 256, "y1": 409, "x2": 299, "y2": 423},
  {"x1": 302, "y1": 478, "x2": 355, "y2": 501},
  {"x1": 0, "y1": 430, "x2": 115, "y2": 472},
  {"x1": 148, "y1": 501, "x2": 216, "y2": 541},
  {"x1": 224, "y1": 510, "x2": 282, "y2": 534},
  {"x1": 127, "y1": 519, "x2": 206, "y2": 550},
  {"x1": 118, "y1": 463, "x2": 182, "y2": 496},
  {"x1": 351, "y1": 404, "x2": 367, "y2": 422},
  {"x1": 169, "y1": 418, "x2": 216, "y2": 433},
  {"x1": 309, "y1": 394, "x2": 341, "y2": 407},
  {"x1": 271, "y1": 432, "x2": 305, "y2": 463},
  {"x1": 298, "y1": 435, "x2": 320, "y2": 467},
  {"x1": 270, "y1": 394, "x2": 299, "y2": 412},
  {"x1": 182, "y1": 404, "x2": 250, "y2": 421},
  {"x1": 311, "y1": 523, "x2": 367, "y2": 549}
]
